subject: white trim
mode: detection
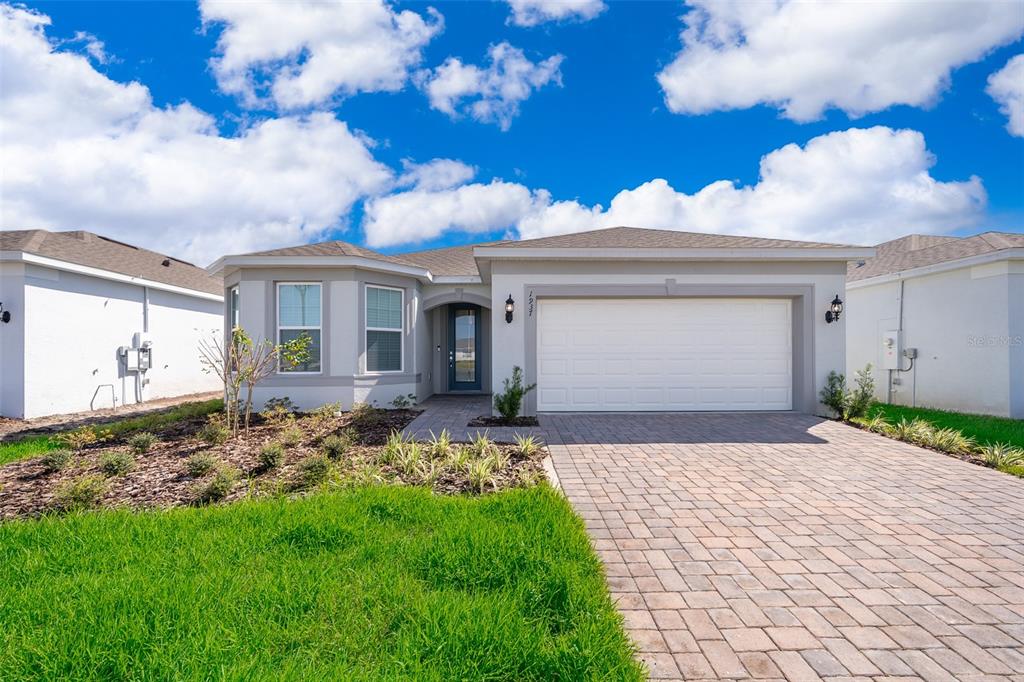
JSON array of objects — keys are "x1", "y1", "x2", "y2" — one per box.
[
  {"x1": 364, "y1": 284, "x2": 404, "y2": 374},
  {"x1": 432, "y1": 275, "x2": 483, "y2": 284},
  {"x1": 473, "y1": 246, "x2": 876, "y2": 262},
  {"x1": 208, "y1": 254, "x2": 431, "y2": 280},
  {"x1": 0, "y1": 251, "x2": 223, "y2": 302},
  {"x1": 276, "y1": 281, "x2": 323, "y2": 375},
  {"x1": 846, "y1": 249, "x2": 1024, "y2": 290}
]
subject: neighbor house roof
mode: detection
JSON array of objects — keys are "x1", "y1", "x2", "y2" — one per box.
[
  {"x1": 213, "y1": 226, "x2": 871, "y2": 279},
  {"x1": 0, "y1": 229, "x2": 223, "y2": 296},
  {"x1": 848, "y1": 231, "x2": 1024, "y2": 282}
]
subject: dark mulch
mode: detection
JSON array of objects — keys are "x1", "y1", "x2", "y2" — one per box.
[
  {"x1": 0, "y1": 407, "x2": 548, "y2": 521},
  {"x1": 467, "y1": 415, "x2": 540, "y2": 427}
]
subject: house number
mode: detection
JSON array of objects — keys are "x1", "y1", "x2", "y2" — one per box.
[{"x1": 528, "y1": 290, "x2": 535, "y2": 317}]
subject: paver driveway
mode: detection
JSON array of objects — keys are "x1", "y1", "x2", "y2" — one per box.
[{"x1": 543, "y1": 413, "x2": 1024, "y2": 681}]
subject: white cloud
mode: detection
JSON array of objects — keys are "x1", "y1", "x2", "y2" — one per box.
[
  {"x1": 362, "y1": 127, "x2": 985, "y2": 248},
  {"x1": 657, "y1": 1, "x2": 1024, "y2": 121},
  {"x1": 200, "y1": 0, "x2": 442, "y2": 109},
  {"x1": 518, "y1": 127, "x2": 985, "y2": 245},
  {"x1": 421, "y1": 42, "x2": 563, "y2": 130},
  {"x1": 363, "y1": 181, "x2": 544, "y2": 248},
  {"x1": 506, "y1": 0, "x2": 606, "y2": 27},
  {"x1": 397, "y1": 158, "x2": 476, "y2": 191},
  {"x1": 0, "y1": 4, "x2": 392, "y2": 265},
  {"x1": 987, "y1": 54, "x2": 1024, "y2": 137}
]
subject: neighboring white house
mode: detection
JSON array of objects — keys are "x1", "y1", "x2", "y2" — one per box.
[
  {"x1": 0, "y1": 230, "x2": 224, "y2": 419},
  {"x1": 846, "y1": 232, "x2": 1024, "y2": 418},
  {"x1": 209, "y1": 227, "x2": 873, "y2": 416}
]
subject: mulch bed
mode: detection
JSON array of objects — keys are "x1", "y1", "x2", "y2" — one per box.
[
  {"x1": 0, "y1": 407, "x2": 547, "y2": 521},
  {"x1": 467, "y1": 415, "x2": 540, "y2": 427}
]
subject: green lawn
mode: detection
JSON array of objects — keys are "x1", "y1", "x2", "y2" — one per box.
[
  {"x1": 867, "y1": 403, "x2": 1024, "y2": 449},
  {"x1": 0, "y1": 399, "x2": 223, "y2": 466},
  {"x1": 0, "y1": 485, "x2": 643, "y2": 681}
]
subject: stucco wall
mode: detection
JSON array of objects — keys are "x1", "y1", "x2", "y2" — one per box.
[
  {"x1": 0, "y1": 263, "x2": 26, "y2": 418},
  {"x1": 489, "y1": 260, "x2": 848, "y2": 416},
  {"x1": 232, "y1": 267, "x2": 429, "y2": 411},
  {"x1": 846, "y1": 261, "x2": 1018, "y2": 417},
  {"x1": 13, "y1": 265, "x2": 221, "y2": 419}
]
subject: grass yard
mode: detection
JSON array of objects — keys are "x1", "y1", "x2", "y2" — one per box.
[
  {"x1": 0, "y1": 486, "x2": 643, "y2": 681},
  {"x1": 0, "y1": 399, "x2": 224, "y2": 466},
  {"x1": 867, "y1": 403, "x2": 1024, "y2": 449}
]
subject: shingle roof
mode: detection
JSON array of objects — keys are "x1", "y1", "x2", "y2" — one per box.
[
  {"x1": 230, "y1": 227, "x2": 864, "y2": 279},
  {"x1": 503, "y1": 226, "x2": 851, "y2": 250},
  {"x1": 0, "y1": 230, "x2": 222, "y2": 296},
  {"x1": 848, "y1": 231, "x2": 1024, "y2": 282}
]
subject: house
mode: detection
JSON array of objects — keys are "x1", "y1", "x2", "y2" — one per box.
[
  {"x1": 209, "y1": 227, "x2": 873, "y2": 415},
  {"x1": 0, "y1": 230, "x2": 223, "y2": 419},
  {"x1": 846, "y1": 232, "x2": 1024, "y2": 419}
]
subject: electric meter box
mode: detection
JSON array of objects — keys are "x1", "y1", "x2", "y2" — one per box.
[{"x1": 881, "y1": 330, "x2": 901, "y2": 370}]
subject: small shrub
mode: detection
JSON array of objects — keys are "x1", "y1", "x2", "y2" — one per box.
[
  {"x1": 298, "y1": 455, "x2": 331, "y2": 488},
  {"x1": 890, "y1": 417, "x2": 934, "y2": 445},
  {"x1": 186, "y1": 451, "x2": 218, "y2": 477},
  {"x1": 196, "y1": 466, "x2": 240, "y2": 503},
  {"x1": 381, "y1": 430, "x2": 413, "y2": 465},
  {"x1": 492, "y1": 447, "x2": 510, "y2": 471},
  {"x1": 390, "y1": 393, "x2": 417, "y2": 409},
  {"x1": 309, "y1": 401, "x2": 342, "y2": 426},
  {"x1": 397, "y1": 442, "x2": 424, "y2": 476},
  {"x1": 280, "y1": 426, "x2": 303, "y2": 448},
  {"x1": 467, "y1": 456, "x2": 496, "y2": 494},
  {"x1": 100, "y1": 450, "x2": 135, "y2": 477},
  {"x1": 56, "y1": 427, "x2": 99, "y2": 451},
  {"x1": 447, "y1": 445, "x2": 472, "y2": 473},
  {"x1": 261, "y1": 397, "x2": 297, "y2": 425},
  {"x1": 40, "y1": 448, "x2": 73, "y2": 473},
  {"x1": 470, "y1": 432, "x2": 497, "y2": 459},
  {"x1": 346, "y1": 464, "x2": 384, "y2": 487},
  {"x1": 846, "y1": 364, "x2": 875, "y2": 419},
  {"x1": 861, "y1": 413, "x2": 891, "y2": 434},
  {"x1": 417, "y1": 459, "x2": 442, "y2": 486},
  {"x1": 350, "y1": 402, "x2": 384, "y2": 430},
  {"x1": 517, "y1": 468, "x2": 544, "y2": 487},
  {"x1": 930, "y1": 428, "x2": 975, "y2": 454},
  {"x1": 427, "y1": 429, "x2": 452, "y2": 459},
  {"x1": 819, "y1": 371, "x2": 848, "y2": 418},
  {"x1": 260, "y1": 442, "x2": 286, "y2": 469},
  {"x1": 514, "y1": 434, "x2": 542, "y2": 458},
  {"x1": 128, "y1": 431, "x2": 158, "y2": 455},
  {"x1": 53, "y1": 475, "x2": 107, "y2": 512},
  {"x1": 980, "y1": 442, "x2": 1024, "y2": 469},
  {"x1": 321, "y1": 433, "x2": 351, "y2": 460},
  {"x1": 198, "y1": 417, "x2": 230, "y2": 445},
  {"x1": 493, "y1": 366, "x2": 536, "y2": 421}
]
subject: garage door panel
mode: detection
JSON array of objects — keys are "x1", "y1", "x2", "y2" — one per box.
[{"x1": 537, "y1": 298, "x2": 792, "y2": 411}]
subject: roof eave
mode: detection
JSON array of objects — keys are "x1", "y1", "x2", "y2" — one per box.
[
  {"x1": 208, "y1": 254, "x2": 433, "y2": 281},
  {"x1": 472, "y1": 246, "x2": 876, "y2": 262}
]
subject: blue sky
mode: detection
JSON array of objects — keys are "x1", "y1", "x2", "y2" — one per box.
[{"x1": 2, "y1": 1, "x2": 1023, "y2": 264}]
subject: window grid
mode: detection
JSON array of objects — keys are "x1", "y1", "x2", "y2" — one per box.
[
  {"x1": 365, "y1": 285, "x2": 403, "y2": 374},
  {"x1": 277, "y1": 282, "x2": 322, "y2": 374}
]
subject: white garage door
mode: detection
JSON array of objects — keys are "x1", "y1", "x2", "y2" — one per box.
[{"x1": 536, "y1": 298, "x2": 792, "y2": 411}]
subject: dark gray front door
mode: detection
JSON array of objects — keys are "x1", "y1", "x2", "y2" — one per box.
[{"x1": 448, "y1": 304, "x2": 481, "y2": 391}]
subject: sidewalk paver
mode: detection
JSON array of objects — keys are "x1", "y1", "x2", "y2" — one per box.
[{"x1": 542, "y1": 412, "x2": 1024, "y2": 681}]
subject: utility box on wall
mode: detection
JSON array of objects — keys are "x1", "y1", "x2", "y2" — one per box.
[{"x1": 881, "y1": 330, "x2": 901, "y2": 370}]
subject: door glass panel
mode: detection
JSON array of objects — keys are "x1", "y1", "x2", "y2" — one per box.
[{"x1": 454, "y1": 308, "x2": 475, "y2": 383}]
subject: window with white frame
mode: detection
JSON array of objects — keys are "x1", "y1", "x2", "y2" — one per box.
[
  {"x1": 228, "y1": 286, "x2": 240, "y2": 330},
  {"x1": 365, "y1": 285, "x2": 403, "y2": 373},
  {"x1": 277, "y1": 283, "x2": 321, "y2": 373}
]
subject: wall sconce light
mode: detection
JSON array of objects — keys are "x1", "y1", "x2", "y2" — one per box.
[
  {"x1": 505, "y1": 294, "x2": 514, "y2": 323},
  {"x1": 825, "y1": 294, "x2": 843, "y2": 324},
  {"x1": 0, "y1": 302, "x2": 10, "y2": 324}
]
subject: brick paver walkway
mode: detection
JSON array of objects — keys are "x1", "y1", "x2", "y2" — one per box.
[
  {"x1": 403, "y1": 394, "x2": 541, "y2": 442},
  {"x1": 543, "y1": 412, "x2": 1024, "y2": 681}
]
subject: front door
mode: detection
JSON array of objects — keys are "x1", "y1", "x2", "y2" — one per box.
[{"x1": 448, "y1": 304, "x2": 481, "y2": 391}]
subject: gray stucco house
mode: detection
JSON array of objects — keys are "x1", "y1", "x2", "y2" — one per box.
[{"x1": 208, "y1": 227, "x2": 873, "y2": 415}]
